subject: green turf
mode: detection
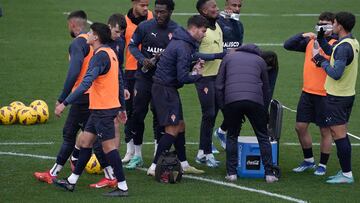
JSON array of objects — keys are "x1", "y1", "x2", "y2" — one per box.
[{"x1": 0, "y1": 0, "x2": 360, "y2": 202}]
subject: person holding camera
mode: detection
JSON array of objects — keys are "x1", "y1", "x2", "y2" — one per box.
[
  {"x1": 284, "y1": 12, "x2": 337, "y2": 176},
  {"x1": 313, "y1": 11, "x2": 358, "y2": 184}
]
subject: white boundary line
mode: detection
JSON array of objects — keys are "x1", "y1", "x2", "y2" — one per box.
[
  {"x1": 0, "y1": 151, "x2": 307, "y2": 203},
  {"x1": 135, "y1": 167, "x2": 307, "y2": 203},
  {"x1": 2, "y1": 141, "x2": 359, "y2": 147},
  {"x1": 0, "y1": 142, "x2": 54, "y2": 145}
]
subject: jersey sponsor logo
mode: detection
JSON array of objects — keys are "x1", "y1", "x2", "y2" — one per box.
[
  {"x1": 224, "y1": 41, "x2": 240, "y2": 48},
  {"x1": 146, "y1": 46, "x2": 165, "y2": 54},
  {"x1": 151, "y1": 32, "x2": 157, "y2": 37}
]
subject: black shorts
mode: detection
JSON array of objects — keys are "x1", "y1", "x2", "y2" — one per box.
[
  {"x1": 152, "y1": 83, "x2": 183, "y2": 126},
  {"x1": 84, "y1": 108, "x2": 120, "y2": 141},
  {"x1": 323, "y1": 94, "x2": 355, "y2": 127},
  {"x1": 296, "y1": 91, "x2": 326, "y2": 127}
]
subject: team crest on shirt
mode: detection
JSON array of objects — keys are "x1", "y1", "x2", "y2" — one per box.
[
  {"x1": 171, "y1": 114, "x2": 176, "y2": 122},
  {"x1": 134, "y1": 89, "x2": 137, "y2": 97},
  {"x1": 116, "y1": 45, "x2": 120, "y2": 53},
  {"x1": 203, "y1": 87, "x2": 209, "y2": 94},
  {"x1": 168, "y1": 33, "x2": 173, "y2": 40}
]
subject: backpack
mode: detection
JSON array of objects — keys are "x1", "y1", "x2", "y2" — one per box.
[{"x1": 155, "y1": 151, "x2": 183, "y2": 183}]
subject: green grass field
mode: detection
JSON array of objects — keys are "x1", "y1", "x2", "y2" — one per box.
[{"x1": 1, "y1": 0, "x2": 360, "y2": 202}]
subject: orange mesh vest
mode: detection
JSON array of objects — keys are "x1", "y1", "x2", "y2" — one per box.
[
  {"x1": 71, "y1": 33, "x2": 94, "y2": 92},
  {"x1": 302, "y1": 38, "x2": 336, "y2": 96},
  {"x1": 124, "y1": 11, "x2": 153, "y2": 70},
  {"x1": 88, "y1": 47, "x2": 120, "y2": 109}
]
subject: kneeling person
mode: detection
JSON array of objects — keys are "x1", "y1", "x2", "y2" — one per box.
[{"x1": 54, "y1": 22, "x2": 128, "y2": 197}]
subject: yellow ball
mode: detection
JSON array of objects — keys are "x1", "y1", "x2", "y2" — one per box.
[
  {"x1": 9, "y1": 101, "x2": 26, "y2": 114},
  {"x1": 17, "y1": 107, "x2": 38, "y2": 125},
  {"x1": 32, "y1": 104, "x2": 49, "y2": 123},
  {"x1": 85, "y1": 154, "x2": 103, "y2": 174},
  {"x1": 0, "y1": 106, "x2": 17, "y2": 125},
  {"x1": 30, "y1": 100, "x2": 48, "y2": 109}
]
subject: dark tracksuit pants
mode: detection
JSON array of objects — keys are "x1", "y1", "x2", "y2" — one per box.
[
  {"x1": 195, "y1": 76, "x2": 219, "y2": 154},
  {"x1": 127, "y1": 75, "x2": 163, "y2": 146},
  {"x1": 223, "y1": 100, "x2": 273, "y2": 176},
  {"x1": 124, "y1": 70, "x2": 136, "y2": 143},
  {"x1": 56, "y1": 103, "x2": 90, "y2": 165}
]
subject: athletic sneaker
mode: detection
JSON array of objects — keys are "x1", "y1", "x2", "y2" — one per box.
[
  {"x1": 314, "y1": 165, "x2": 326, "y2": 176},
  {"x1": 103, "y1": 188, "x2": 128, "y2": 197},
  {"x1": 292, "y1": 161, "x2": 316, "y2": 172},
  {"x1": 206, "y1": 157, "x2": 220, "y2": 168},
  {"x1": 89, "y1": 178, "x2": 118, "y2": 188},
  {"x1": 183, "y1": 166, "x2": 205, "y2": 174},
  {"x1": 125, "y1": 156, "x2": 143, "y2": 169},
  {"x1": 212, "y1": 144, "x2": 219, "y2": 154},
  {"x1": 147, "y1": 167, "x2": 155, "y2": 176},
  {"x1": 195, "y1": 156, "x2": 206, "y2": 164},
  {"x1": 327, "y1": 170, "x2": 342, "y2": 179},
  {"x1": 69, "y1": 159, "x2": 77, "y2": 172},
  {"x1": 213, "y1": 128, "x2": 226, "y2": 149},
  {"x1": 33, "y1": 171, "x2": 56, "y2": 184},
  {"x1": 225, "y1": 174, "x2": 237, "y2": 182},
  {"x1": 265, "y1": 175, "x2": 279, "y2": 183},
  {"x1": 326, "y1": 171, "x2": 354, "y2": 184},
  {"x1": 121, "y1": 152, "x2": 134, "y2": 163},
  {"x1": 53, "y1": 178, "x2": 75, "y2": 192}
]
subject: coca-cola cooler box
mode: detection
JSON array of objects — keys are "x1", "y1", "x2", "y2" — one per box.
[{"x1": 237, "y1": 136, "x2": 278, "y2": 178}]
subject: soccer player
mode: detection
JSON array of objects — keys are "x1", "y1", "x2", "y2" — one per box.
[
  {"x1": 213, "y1": 0, "x2": 244, "y2": 150},
  {"x1": 34, "y1": 10, "x2": 93, "y2": 184},
  {"x1": 194, "y1": 0, "x2": 223, "y2": 168},
  {"x1": 89, "y1": 13, "x2": 127, "y2": 189},
  {"x1": 284, "y1": 12, "x2": 337, "y2": 176},
  {"x1": 122, "y1": 0, "x2": 154, "y2": 163},
  {"x1": 125, "y1": 0, "x2": 177, "y2": 170},
  {"x1": 54, "y1": 22, "x2": 129, "y2": 196},
  {"x1": 215, "y1": 43, "x2": 279, "y2": 183},
  {"x1": 147, "y1": 15, "x2": 208, "y2": 176},
  {"x1": 313, "y1": 11, "x2": 358, "y2": 184}
]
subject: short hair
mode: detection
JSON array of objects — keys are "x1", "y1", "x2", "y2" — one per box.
[
  {"x1": 155, "y1": 0, "x2": 175, "y2": 11},
  {"x1": 319, "y1": 12, "x2": 335, "y2": 22},
  {"x1": 187, "y1": 15, "x2": 209, "y2": 28},
  {"x1": 90, "y1": 22, "x2": 112, "y2": 44},
  {"x1": 196, "y1": 0, "x2": 210, "y2": 13},
  {"x1": 67, "y1": 10, "x2": 87, "y2": 20},
  {"x1": 335, "y1": 12, "x2": 356, "y2": 32},
  {"x1": 107, "y1": 13, "x2": 127, "y2": 30}
]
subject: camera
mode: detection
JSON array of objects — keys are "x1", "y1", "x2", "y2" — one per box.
[{"x1": 314, "y1": 24, "x2": 333, "y2": 32}]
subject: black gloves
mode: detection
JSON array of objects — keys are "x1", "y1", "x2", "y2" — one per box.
[{"x1": 312, "y1": 54, "x2": 326, "y2": 67}]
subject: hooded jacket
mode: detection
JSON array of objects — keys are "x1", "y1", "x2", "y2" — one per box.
[
  {"x1": 153, "y1": 27, "x2": 201, "y2": 88},
  {"x1": 215, "y1": 44, "x2": 271, "y2": 109}
]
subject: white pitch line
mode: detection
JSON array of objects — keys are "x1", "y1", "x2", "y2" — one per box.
[
  {"x1": 136, "y1": 167, "x2": 306, "y2": 203},
  {"x1": 0, "y1": 152, "x2": 56, "y2": 160},
  {"x1": 0, "y1": 142, "x2": 54, "y2": 145},
  {"x1": 283, "y1": 142, "x2": 360, "y2": 146},
  {"x1": 172, "y1": 13, "x2": 360, "y2": 17},
  {"x1": 184, "y1": 175, "x2": 307, "y2": 203},
  {"x1": 0, "y1": 151, "x2": 307, "y2": 203}
]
